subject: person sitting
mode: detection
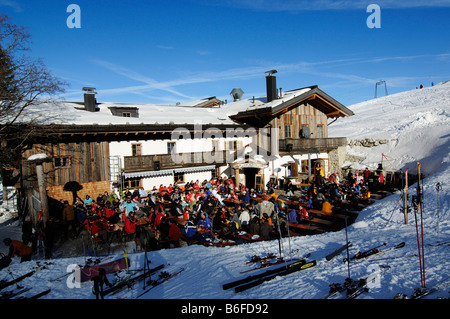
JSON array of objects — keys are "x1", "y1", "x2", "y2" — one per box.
[
  {"x1": 138, "y1": 187, "x2": 148, "y2": 199},
  {"x1": 322, "y1": 200, "x2": 333, "y2": 215},
  {"x1": 195, "y1": 211, "x2": 212, "y2": 231},
  {"x1": 183, "y1": 218, "x2": 201, "y2": 242},
  {"x1": 259, "y1": 218, "x2": 273, "y2": 240},
  {"x1": 84, "y1": 195, "x2": 94, "y2": 207},
  {"x1": 167, "y1": 219, "x2": 181, "y2": 248},
  {"x1": 90, "y1": 219, "x2": 109, "y2": 243},
  {"x1": 249, "y1": 216, "x2": 260, "y2": 236},
  {"x1": 124, "y1": 211, "x2": 137, "y2": 239},
  {"x1": 120, "y1": 197, "x2": 136, "y2": 218},
  {"x1": 239, "y1": 207, "x2": 250, "y2": 228},
  {"x1": 300, "y1": 206, "x2": 309, "y2": 220},
  {"x1": 288, "y1": 206, "x2": 299, "y2": 224}
]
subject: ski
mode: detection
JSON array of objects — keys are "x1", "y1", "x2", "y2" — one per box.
[
  {"x1": 49, "y1": 257, "x2": 112, "y2": 283},
  {"x1": 234, "y1": 260, "x2": 317, "y2": 293},
  {"x1": 0, "y1": 271, "x2": 35, "y2": 291},
  {"x1": 223, "y1": 259, "x2": 307, "y2": 291},
  {"x1": 25, "y1": 289, "x2": 51, "y2": 299},
  {"x1": 325, "y1": 265, "x2": 391, "y2": 299},
  {"x1": 0, "y1": 287, "x2": 32, "y2": 299},
  {"x1": 245, "y1": 253, "x2": 277, "y2": 264},
  {"x1": 326, "y1": 242, "x2": 352, "y2": 261},
  {"x1": 347, "y1": 265, "x2": 391, "y2": 299},
  {"x1": 407, "y1": 281, "x2": 450, "y2": 299},
  {"x1": 345, "y1": 242, "x2": 405, "y2": 262},
  {"x1": 370, "y1": 254, "x2": 417, "y2": 262},
  {"x1": 245, "y1": 249, "x2": 302, "y2": 265},
  {"x1": 240, "y1": 256, "x2": 307, "y2": 274},
  {"x1": 137, "y1": 267, "x2": 185, "y2": 298},
  {"x1": 324, "y1": 279, "x2": 353, "y2": 299},
  {"x1": 78, "y1": 256, "x2": 130, "y2": 282},
  {"x1": 102, "y1": 264, "x2": 165, "y2": 297},
  {"x1": 345, "y1": 278, "x2": 370, "y2": 299},
  {"x1": 427, "y1": 240, "x2": 450, "y2": 247}
]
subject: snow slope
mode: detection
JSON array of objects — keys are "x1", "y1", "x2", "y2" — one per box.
[
  {"x1": 329, "y1": 81, "x2": 450, "y2": 176},
  {"x1": 0, "y1": 82, "x2": 449, "y2": 304}
]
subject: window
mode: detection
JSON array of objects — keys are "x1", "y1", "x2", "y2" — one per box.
[
  {"x1": 122, "y1": 112, "x2": 131, "y2": 117},
  {"x1": 212, "y1": 140, "x2": 220, "y2": 152},
  {"x1": 167, "y1": 142, "x2": 176, "y2": 154},
  {"x1": 316, "y1": 125, "x2": 324, "y2": 139},
  {"x1": 54, "y1": 156, "x2": 71, "y2": 168},
  {"x1": 284, "y1": 125, "x2": 291, "y2": 138},
  {"x1": 224, "y1": 140, "x2": 237, "y2": 151},
  {"x1": 124, "y1": 178, "x2": 141, "y2": 189},
  {"x1": 132, "y1": 143, "x2": 142, "y2": 156},
  {"x1": 174, "y1": 172, "x2": 185, "y2": 184}
]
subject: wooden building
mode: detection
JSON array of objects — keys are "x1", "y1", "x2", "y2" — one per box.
[{"x1": 4, "y1": 72, "x2": 354, "y2": 221}]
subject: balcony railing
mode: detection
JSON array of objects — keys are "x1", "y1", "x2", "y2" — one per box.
[
  {"x1": 124, "y1": 138, "x2": 347, "y2": 172},
  {"x1": 278, "y1": 137, "x2": 347, "y2": 153}
]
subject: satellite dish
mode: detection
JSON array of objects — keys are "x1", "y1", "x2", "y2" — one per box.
[
  {"x1": 230, "y1": 88, "x2": 244, "y2": 101},
  {"x1": 300, "y1": 126, "x2": 311, "y2": 138}
]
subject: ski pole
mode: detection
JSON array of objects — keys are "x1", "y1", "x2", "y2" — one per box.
[
  {"x1": 344, "y1": 216, "x2": 351, "y2": 279},
  {"x1": 143, "y1": 235, "x2": 147, "y2": 289},
  {"x1": 386, "y1": 193, "x2": 402, "y2": 225},
  {"x1": 435, "y1": 182, "x2": 442, "y2": 240},
  {"x1": 8, "y1": 268, "x2": 23, "y2": 289},
  {"x1": 418, "y1": 163, "x2": 425, "y2": 288},
  {"x1": 81, "y1": 232, "x2": 87, "y2": 264},
  {"x1": 405, "y1": 169, "x2": 409, "y2": 224}
]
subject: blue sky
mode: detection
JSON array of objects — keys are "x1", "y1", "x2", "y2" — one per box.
[{"x1": 1, "y1": 0, "x2": 449, "y2": 107}]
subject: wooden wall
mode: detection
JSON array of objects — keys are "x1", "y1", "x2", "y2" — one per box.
[
  {"x1": 274, "y1": 102, "x2": 328, "y2": 139},
  {"x1": 22, "y1": 141, "x2": 110, "y2": 188}
]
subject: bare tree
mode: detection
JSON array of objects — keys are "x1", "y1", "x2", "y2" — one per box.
[{"x1": 0, "y1": 14, "x2": 67, "y2": 169}]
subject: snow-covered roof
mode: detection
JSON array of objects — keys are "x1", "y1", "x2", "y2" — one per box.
[{"x1": 9, "y1": 87, "x2": 315, "y2": 127}]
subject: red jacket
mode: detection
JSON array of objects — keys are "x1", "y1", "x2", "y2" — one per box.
[
  {"x1": 104, "y1": 206, "x2": 115, "y2": 218},
  {"x1": 154, "y1": 211, "x2": 165, "y2": 227},
  {"x1": 168, "y1": 222, "x2": 180, "y2": 241},
  {"x1": 9, "y1": 240, "x2": 32, "y2": 257},
  {"x1": 124, "y1": 216, "x2": 136, "y2": 234}
]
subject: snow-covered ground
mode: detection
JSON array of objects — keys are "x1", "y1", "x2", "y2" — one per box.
[
  {"x1": 329, "y1": 81, "x2": 450, "y2": 176},
  {"x1": 0, "y1": 82, "x2": 448, "y2": 304}
]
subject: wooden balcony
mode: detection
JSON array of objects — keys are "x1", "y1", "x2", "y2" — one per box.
[
  {"x1": 278, "y1": 137, "x2": 347, "y2": 153},
  {"x1": 124, "y1": 150, "x2": 231, "y2": 173},
  {"x1": 124, "y1": 138, "x2": 347, "y2": 173}
]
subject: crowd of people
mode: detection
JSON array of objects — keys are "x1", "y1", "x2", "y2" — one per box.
[{"x1": 11, "y1": 167, "x2": 385, "y2": 261}]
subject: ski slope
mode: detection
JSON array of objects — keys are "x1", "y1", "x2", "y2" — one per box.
[
  {"x1": 329, "y1": 81, "x2": 450, "y2": 176},
  {"x1": 0, "y1": 82, "x2": 449, "y2": 302}
]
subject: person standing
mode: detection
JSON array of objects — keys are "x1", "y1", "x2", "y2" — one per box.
[{"x1": 62, "y1": 200, "x2": 76, "y2": 239}]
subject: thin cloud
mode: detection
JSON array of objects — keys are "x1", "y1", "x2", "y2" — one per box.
[
  {"x1": 0, "y1": 0, "x2": 23, "y2": 12},
  {"x1": 87, "y1": 53, "x2": 448, "y2": 102},
  {"x1": 207, "y1": 0, "x2": 450, "y2": 11},
  {"x1": 156, "y1": 45, "x2": 175, "y2": 50},
  {"x1": 196, "y1": 50, "x2": 211, "y2": 56},
  {"x1": 91, "y1": 59, "x2": 193, "y2": 99}
]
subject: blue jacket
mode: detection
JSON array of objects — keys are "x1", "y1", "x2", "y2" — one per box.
[
  {"x1": 288, "y1": 209, "x2": 298, "y2": 224},
  {"x1": 121, "y1": 201, "x2": 136, "y2": 214},
  {"x1": 197, "y1": 216, "x2": 212, "y2": 230},
  {"x1": 184, "y1": 221, "x2": 197, "y2": 238}
]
